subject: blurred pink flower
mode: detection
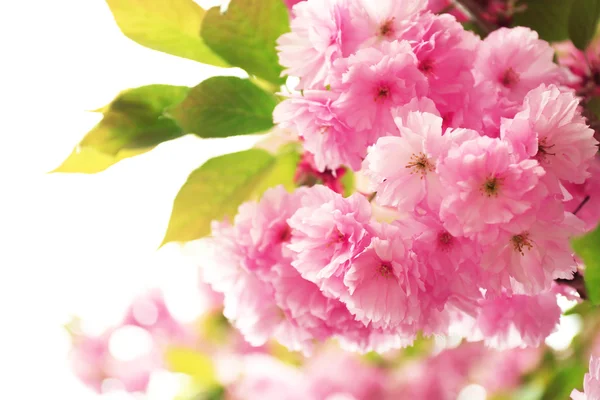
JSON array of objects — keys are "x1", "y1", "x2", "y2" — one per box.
[{"x1": 572, "y1": 356, "x2": 600, "y2": 400}]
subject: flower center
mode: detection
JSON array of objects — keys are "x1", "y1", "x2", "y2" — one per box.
[
  {"x1": 378, "y1": 18, "x2": 395, "y2": 38},
  {"x1": 437, "y1": 231, "x2": 454, "y2": 251},
  {"x1": 378, "y1": 262, "x2": 393, "y2": 278},
  {"x1": 374, "y1": 84, "x2": 391, "y2": 103},
  {"x1": 481, "y1": 176, "x2": 501, "y2": 197},
  {"x1": 536, "y1": 138, "x2": 556, "y2": 162},
  {"x1": 419, "y1": 59, "x2": 434, "y2": 75},
  {"x1": 279, "y1": 224, "x2": 292, "y2": 243},
  {"x1": 405, "y1": 152, "x2": 434, "y2": 177},
  {"x1": 327, "y1": 228, "x2": 346, "y2": 248},
  {"x1": 511, "y1": 233, "x2": 533, "y2": 255},
  {"x1": 501, "y1": 67, "x2": 520, "y2": 88}
]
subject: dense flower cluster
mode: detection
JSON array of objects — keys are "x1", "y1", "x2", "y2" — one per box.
[{"x1": 199, "y1": 0, "x2": 600, "y2": 354}]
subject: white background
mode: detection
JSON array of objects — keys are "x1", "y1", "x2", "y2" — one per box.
[{"x1": 0, "y1": 0, "x2": 248, "y2": 398}]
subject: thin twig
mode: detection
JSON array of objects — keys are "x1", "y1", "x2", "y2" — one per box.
[
  {"x1": 454, "y1": 0, "x2": 497, "y2": 35},
  {"x1": 573, "y1": 195, "x2": 591, "y2": 215}
]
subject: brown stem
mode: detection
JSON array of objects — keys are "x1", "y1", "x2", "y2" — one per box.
[{"x1": 454, "y1": 0, "x2": 497, "y2": 35}]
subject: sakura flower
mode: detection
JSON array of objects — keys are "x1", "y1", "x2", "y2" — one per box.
[
  {"x1": 122, "y1": 290, "x2": 193, "y2": 346},
  {"x1": 439, "y1": 136, "x2": 546, "y2": 243},
  {"x1": 277, "y1": 0, "x2": 359, "y2": 89},
  {"x1": 349, "y1": 0, "x2": 428, "y2": 43},
  {"x1": 474, "y1": 27, "x2": 566, "y2": 110},
  {"x1": 305, "y1": 350, "x2": 386, "y2": 400},
  {"x1": 68, "y1": 327, "x2": 159, "y2": 393},
  {"x1": 481, "y1": 212, "x2": 584, "y2": 294},
  {"x1": 341, "y1": 223, "x2": 421, "y2": 332},
  {"x1": 501, "y1": 84, "x2": 598, "y2": 185},
  {"x1": 411, "y1": 216, "x2": 483, "y2": 317},
  {"x1": 400, "y1": 12, "x2": 479, "y2": 121},
  {"x1": 572, "y1": 356, "x2": 600, "y2": 400},
  {"x1": 287, "y1": 185, "x2": 373, "y2": 297},
  {"x1": 273, "y1": 90, "x2": 369, "y2": 171},
  {"x1": 362, "y1": 110, "x2": 477, "y2": 213},
  {"x1": 331, "y1": 40, "x2": 428, "y2": 138},
  {"x1": 475, "y1": 291, "x2": 561, "y2": 349},
  {"x1": 555, "y1": 37, "x2": 600, "y2": 97}
]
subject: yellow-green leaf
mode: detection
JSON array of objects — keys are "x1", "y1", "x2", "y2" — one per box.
[
  {"x1": 162, "y1": 147, "x2": 298, "y2": 245},
  {"x1": 53, "y1": 84, "x2": 189, "y2": 173},
  {"x1": 572, "y1": 224, "x2": 600, "y2": 305},
  {"x1": 201, "y1": 0, "x2": 289, "y2": 85},
  {"x1": 106, "y1": 0, "x2": 228, "y2": 66},
  {"x1": 168, "y1": 77, "x2": 277, "y2": 138},
  {"x1": 165, "y1": 347, "x2": 217, "y2": 387}
]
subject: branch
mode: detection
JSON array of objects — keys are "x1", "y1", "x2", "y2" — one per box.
[
  {"x1": 454, "y1": 0, "x2": 497, "y2": 35},
  {"x1": 573, "y1": 195, "x2": 591, "y2": 216}
]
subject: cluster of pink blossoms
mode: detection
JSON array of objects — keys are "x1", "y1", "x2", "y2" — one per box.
[{"x1": 202, "y1": 0, "x2": 599, "y2": 353}]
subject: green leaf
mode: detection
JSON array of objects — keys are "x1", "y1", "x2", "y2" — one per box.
[
  {"x1": 105, "y1": 0, "x2": 227, "y2": 66},
  {"x1": 201, "y1": 0, "x2": 289, "y2": 85},
  {"x1": 513, "y1": 0, "x2": 575, "y2": 42},
  {"x1": 162, "y1": 147, "x2": 298, "y2": 245},
  {"x1": 541, "y1": 363, "x2": 587, "y2": 400},
  {"x1": 572, "y1": 224, "x2": 600, "y2": 304},
  {"x1": 569, "y1": 0, "x2": 600, "y2": 50},
  {"x1": 54, "y1": 85, "x2": 189, "y2": 173},
  {"x1": 167, "y1": 77, "x2": 277, "y2": 138},
  {"x1": 587, "y1": 96, "x2": 600, "y2": 119},
  {"x1": 165, "y1": 347, "x2": 218, "y2": 387},
  {"x1": 341, "y1": 168, "x2": 355, "y2": 198}
]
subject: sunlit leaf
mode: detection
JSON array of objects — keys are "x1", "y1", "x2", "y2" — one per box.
[
  {"x1": 54, "y1": 85, "x2": 189, "y2": 173},
  {"x1": 105, "y1": 0, "x2": 227, "y2": 66},
  {"x1": 572, "y1": 224, "x2": 600, "y2": 305},
  {"x1": 568, "y1": 0, "x2": 600, "y2": 50},
  {"x1": 162, "y1": 147, "x2": 298, "y2": 245},
  {"x1": 201, "y1": 0, "x2": 289, "y2": 85},
  {"x1": 168, "y1": 77, "x2": 277, "y2": 138}
]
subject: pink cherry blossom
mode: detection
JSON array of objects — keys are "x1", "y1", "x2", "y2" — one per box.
[
  {"x1": 277, "y1": 0, "x2": 359, "y2": 89},
  {"x1": 480, "y1": 212, "x2": 584, "y2": 294},
  {"x1": 273, "y1": 90, "x2": 369, "y2": 171},
  {"x1": 363, "y1": 110, "x2": 478, "y2": 213},
  {"x1": 572, "y1": 356, "x2": 600, "y2": 400},
  {"x1": 305, "y1": 350, "x2": 386, "y2": 400},
  {"x1": 399, "y1": 12, "x2": 479, "y2": 122},
  {"x1": 349, "y1": 0, "x2": 428, "y2": 43},
  {"x1": 341, "y1": 223, "x2": 421, "y2": 332},
  {"x1": 287, "y1": 185, "x2": 373, "y2": 297},
  {"x1": 474, "y1": 27, "x2": 566, "y2": 107},
  {"x1": 68, "y1": 328, "x2": 159, "y2": 393},
  {"x1": 122, "y1": 290, "x2": 193, "y2": 345},
  {"x1": 439, "y1": 136, "x2": 546, "y2": 243},
  {"x1": 331, "y1": 40, "x2": 428, "y2": 138},
  {"x1": 555, "y1": 37, "x2": 600, "y2": 97},
  {"x1": 474, "y1": 291, "x2": 561, "y2": 349},
  {"x1": 501, "y1": 84, "x2": 598, "y2": 185}
]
